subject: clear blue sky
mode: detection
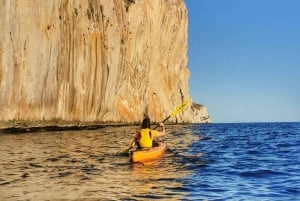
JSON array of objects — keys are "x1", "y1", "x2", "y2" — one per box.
[{"x1": 185, "y1": 0, "x2": 300, "y2": 123}]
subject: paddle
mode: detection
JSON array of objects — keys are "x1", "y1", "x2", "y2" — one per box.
[
  {"x1": 153, "y1": 100, "x2": 189, "y2": 129},
  {"x1": 119, "y1": 100, "x2": 189, "y2": 155}
]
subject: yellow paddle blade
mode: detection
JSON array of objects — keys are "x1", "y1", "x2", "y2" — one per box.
[{"x1": 170, "y1": 100, "x2": 189, "y2": 117}]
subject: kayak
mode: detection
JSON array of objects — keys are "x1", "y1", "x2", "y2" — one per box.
[{"x1": 129, "y1": 142, "x2": 166, "y2": 163}]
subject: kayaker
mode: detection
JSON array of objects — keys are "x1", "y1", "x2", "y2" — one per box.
[{"x1": 129, "y1": 115, "x2": 165, "y2": 149}]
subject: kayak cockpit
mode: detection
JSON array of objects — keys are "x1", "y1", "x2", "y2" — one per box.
[{"x1": 129, "y1": 141, "x2": 166, "y2": 163}]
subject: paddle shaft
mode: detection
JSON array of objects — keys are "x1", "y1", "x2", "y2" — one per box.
[
  {"x1": 153, "y1": 100, "x2": 188, "y2": 129},
  {"x1": 153, "y1": 116, "x2": 171, "y2": 129}
]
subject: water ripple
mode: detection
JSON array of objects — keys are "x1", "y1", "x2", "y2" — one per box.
[{"x1": 0, "y1": 123, "x2": 299, "y2": 200}]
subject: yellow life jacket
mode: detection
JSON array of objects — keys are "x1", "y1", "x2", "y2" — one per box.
[{"x1": 138, "y1": 128, "x2": 154, "y2": 148}]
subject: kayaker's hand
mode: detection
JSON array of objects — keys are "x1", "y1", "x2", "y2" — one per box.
[{"x1": 159, "y1": 123, "x2": 164, "y2": 127}]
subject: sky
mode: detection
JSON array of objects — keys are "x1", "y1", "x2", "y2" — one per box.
[{"x1": 185, "y1": 0, "x2": 300, "y2": 123}]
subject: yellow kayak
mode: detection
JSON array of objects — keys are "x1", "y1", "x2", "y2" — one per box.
[{"x1": 130, "y1": 142, "x2": 166, "y2": 163}]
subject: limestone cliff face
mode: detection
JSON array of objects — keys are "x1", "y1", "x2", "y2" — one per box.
[{"x1": 0, "y1": 0, "x2": 210, "y2": 129}]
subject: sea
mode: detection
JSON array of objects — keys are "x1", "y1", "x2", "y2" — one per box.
[{"x1": 0, "y1": 122, "x2": 299, "y2": 201}]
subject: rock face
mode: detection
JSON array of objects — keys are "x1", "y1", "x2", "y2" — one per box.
[{"x1": 0, "y1": 0, "x2": 210, "y2": 129}]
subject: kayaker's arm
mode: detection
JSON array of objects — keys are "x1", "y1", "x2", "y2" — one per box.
[
  {"x1": 130, "y1": 132, "x2": 140, "y2": 148},
  {"x1": 122, "y1": 132, "x2": 139, "y2": 154},
  {"x1": 155, "y1": 123, "x2": 165, "y2": 137},
  {"x1": 130, "y1": 137, "x2": 136, "y2": 148}
]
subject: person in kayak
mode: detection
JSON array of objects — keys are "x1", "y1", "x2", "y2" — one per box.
[{"x1": 129, "y1": 115, "x2": 165, "y2": 149}]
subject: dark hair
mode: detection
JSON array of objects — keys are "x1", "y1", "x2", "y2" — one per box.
[{"x1": 141, "y1": 115, "x2": 150, "y2": 129}]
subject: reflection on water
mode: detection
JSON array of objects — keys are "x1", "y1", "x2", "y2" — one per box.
[
  {"x1": 3, "y1": 123, "x2": 298, "y2": 200},
  {"x1": 0, "y1": 125, "x2": 197, "y2": 200}
]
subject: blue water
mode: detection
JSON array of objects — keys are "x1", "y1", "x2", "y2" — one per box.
[
  {"x1": 0, "y1": 122, "x2": 299, "y2": 200},
  {"x1": 181, "y1": 122, "x2": 300, "y2": 200}
]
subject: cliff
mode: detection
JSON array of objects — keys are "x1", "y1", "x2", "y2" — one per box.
[{"x1": 0, "y1": 0, "x2": 210, "y2": 129}]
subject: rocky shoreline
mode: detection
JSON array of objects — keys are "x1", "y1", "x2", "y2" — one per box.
[
  {"x1": 0, "y1": 120, "x2": 135, "y2": 133},
  {"x1": 0, "y1": 121, "x2": 209, "y2": 133}
]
